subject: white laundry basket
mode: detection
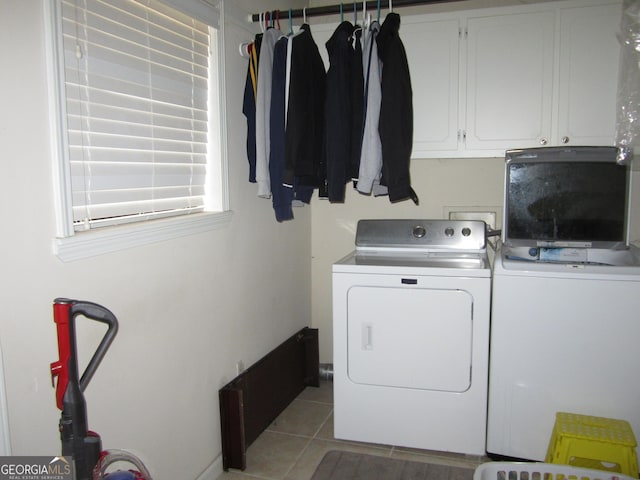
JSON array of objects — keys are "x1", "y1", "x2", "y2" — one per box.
[{"x1": 474, "y1": 462, "x2": 637, "y2": 480}]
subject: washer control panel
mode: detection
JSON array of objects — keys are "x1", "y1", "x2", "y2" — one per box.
[{"x1": 356, "y1": 219, "x2": 486, "y2": 251}]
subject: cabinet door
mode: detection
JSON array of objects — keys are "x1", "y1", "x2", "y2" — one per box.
[
  {"x1": 465, "y1": 11, "x2": 555, "y2": 153},
  {"x1": 402, "y1": 18, "x2": 461, "y2": 157},
  {"x1": 556, "y1": 3, "x2": 622, "y2": 146}
]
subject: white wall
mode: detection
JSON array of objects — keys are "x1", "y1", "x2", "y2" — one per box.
[{"x1": 0, "y1": 1, "x2": 311, "y2": 479}]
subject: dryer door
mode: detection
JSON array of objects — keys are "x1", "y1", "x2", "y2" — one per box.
[{"x1": 347, "y1": 285, "x2": 473, "y2": 392}]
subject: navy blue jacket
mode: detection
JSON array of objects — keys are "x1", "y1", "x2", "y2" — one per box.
[
  {"x1": 242, "y1": 34, "x2": 261, "y2": 183},
  {"x1": 269, "y1": 36, "x2": 294, "y2": 221}
]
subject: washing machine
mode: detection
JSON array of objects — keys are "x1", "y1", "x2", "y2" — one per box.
[
  {"x1": 486, "y1": 145, "x2": 640, "y2": 460},
  {"x1": 332, "y1": 219, "x2": 491, "y2": 455},
  {"x1": 487, "y1": 244, "x2": 640, "y2": 461}
]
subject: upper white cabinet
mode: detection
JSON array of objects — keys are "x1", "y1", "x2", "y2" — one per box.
[
  {"x1": 407, "y1": 0, "x2": 622, "y2": 158},
  {"x1": 556, "y1": 4, "x2": 622, "y2": 147},
  {"x1": 464, "y1": 11, "x2": 556, "y2": 153},
  {"x1": 403, "y1": 17, "x2": 461, "y2": 154}
]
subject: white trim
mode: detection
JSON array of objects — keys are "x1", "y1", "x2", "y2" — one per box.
[
  {"x1": 195, "y1": 454, "x2": 223, "y2": 480},
  {"x1": 161, "y1": 0, "x2": 221, "y2": 27},
  {"x1": 47, "y1": 0, "x2": 231, "y2": 259},
  {"x1": 44, "y1": 0, "x2": 74, "y2": 238},
  {"x1": 54, "y1": 211, "x2": 233, "y2": 262},
  {"x1": 0, "y1": 340, "x2": 11, "y2": 456},
  {"x1": 217, "y1": 1, "x2": 230, "y2": 211}
]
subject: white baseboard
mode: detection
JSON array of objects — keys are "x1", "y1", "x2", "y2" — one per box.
[{"x1": 196, "y1": 454, "x2": 224, "y2": 480}]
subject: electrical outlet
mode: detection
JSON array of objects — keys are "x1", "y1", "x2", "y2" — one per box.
[
  {"x1": 444, "y1": 206, "x2": 502, "y2": 230},
  {"x1": 236, "y1": 361, "x2": 245, "y2": 376},
  {"x1": 449, "y1": 211, "x2": 496, "y2": 229}
]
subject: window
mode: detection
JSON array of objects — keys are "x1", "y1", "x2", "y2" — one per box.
[{"x1": 47, "y1": 0, "x2": 230, "y2": 261}]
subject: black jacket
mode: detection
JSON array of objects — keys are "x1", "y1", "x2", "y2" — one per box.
[
  {"x1": 322, "y1": 21, "x2": 360, "y2": 202},
  {"x1": 284, "y1": 24, "x2": 327, "y2": 188},
  {"x1": 377, "y1": 13, "x2": 418, "y2": 204}
]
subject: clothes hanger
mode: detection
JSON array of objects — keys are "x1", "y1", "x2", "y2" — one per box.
[
  {"x1": 275, "y1": 10, "x2": 281, "y2": 31},
  {"x1": 288, "y1": 8, "x2": 304, "y2": 38},
  {"x1": 362, "y1": 0, "x2": 370, "y2": 29},
  {"x1": 267, "y1": 10, "x2": 275, "y2": 30},
  {"x1": 353, "y1": 1, "x2": 362, "y2": 34},
  {"x1": 288, "y1": 8, "x2": 293, "y2": 35},
  {"x1": 238, "y1": 42, "x2": 252, "y2": 58},
  {"x1": 376, "y1": 0, "x2": 380, "y2": 22},
  {"x1": 303, "y1": 7, "x2": 307, "y2": 25}
]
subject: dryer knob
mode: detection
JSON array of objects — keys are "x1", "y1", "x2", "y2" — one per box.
[
  {"x1": 413, "y1": 225, "x2": 426, "y2": 238},
  {"x1": 444, "y1": 227, "x2": 455, "y2": 237},
  {"x1": 461, "y1": 227, "x2": 471, "y2": 237}
]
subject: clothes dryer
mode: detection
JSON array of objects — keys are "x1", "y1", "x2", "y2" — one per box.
[{"x1": 332, "y1": 219, "x2": 491, "y2": 455}]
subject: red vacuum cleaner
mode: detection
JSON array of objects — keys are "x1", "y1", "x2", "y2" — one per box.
[{"x1": 50, "y1": 298, "x2": 152, "y2": 480}]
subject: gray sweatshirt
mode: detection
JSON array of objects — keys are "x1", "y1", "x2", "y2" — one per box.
[
  {"x1": 357, "y1": 21, "x2": 387, "y2": 196},
  {"x1": 255, "y1": 28, "x2": 283, "y2": 198}
]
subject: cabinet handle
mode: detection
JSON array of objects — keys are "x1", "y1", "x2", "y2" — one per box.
[
  {"x1": 561, "y1": 136, "x2": 570, "y2": 144},
  {"x1": 539, "y1": 138, "x2": 548, "y2": 145}
]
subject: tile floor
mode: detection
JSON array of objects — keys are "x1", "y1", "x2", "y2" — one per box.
[{"x1": 217, "y1": 380, "x2": 489, "y2": 480}]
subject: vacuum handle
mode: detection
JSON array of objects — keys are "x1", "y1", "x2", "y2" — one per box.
[{"x1": 69, "y1": 301, "x2": 119, "y2": 392}]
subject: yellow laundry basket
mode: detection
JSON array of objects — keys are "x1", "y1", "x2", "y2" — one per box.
[{"x1": 546, "y1": 412, "x2": 639, "y2": 478}]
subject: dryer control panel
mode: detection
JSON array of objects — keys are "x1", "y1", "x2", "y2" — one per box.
[{"x1": 355, "y1": 219, "x2": 486, "y2": 251}]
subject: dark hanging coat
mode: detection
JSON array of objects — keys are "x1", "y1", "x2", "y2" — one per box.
[
  {"x1": 377, "y1": 13, "x2": 419, "y2": 204},
  {"x1": 242, "y1": 33, "x2": 262, "y2": 183},
  {"x1": 322, "y1": 21, "x2": 363, "y2": 202},
  {"x1": 269, "y1": 36, "x2": 294, "y2": 222},
  {"x1": 283, "y1": 24, "x2": 327, "y2": 189}
]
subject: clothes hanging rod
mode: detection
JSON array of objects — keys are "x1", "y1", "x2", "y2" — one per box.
[{"x1": 250, "y1": 0, "x2": 465, "y2": 22}]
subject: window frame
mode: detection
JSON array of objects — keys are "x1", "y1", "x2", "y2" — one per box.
[{"x1": 45, "y1": 0, "x2": 231, "y2": 262}]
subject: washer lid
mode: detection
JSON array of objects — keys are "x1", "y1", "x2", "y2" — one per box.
[{"x1": 355, "y1": 219, "x2": 486, "y2": 253}]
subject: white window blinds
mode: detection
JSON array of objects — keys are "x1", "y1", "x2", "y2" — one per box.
[{"x1": 59, "y1": 0, "x2": 214, "y2": 230}]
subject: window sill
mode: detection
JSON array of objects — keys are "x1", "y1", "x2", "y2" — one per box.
[{"x1": 53, "y1": 210, "x2": 233, "y2": 262}]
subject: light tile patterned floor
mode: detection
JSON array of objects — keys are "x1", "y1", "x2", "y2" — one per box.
[{"x1": 216, "y1": 380, "x2": 488, "y2": 480}]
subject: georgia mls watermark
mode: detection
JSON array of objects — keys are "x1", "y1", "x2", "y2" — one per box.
[{"x1": 0, "y1": 457, "x2": 72, "y2": 480}]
